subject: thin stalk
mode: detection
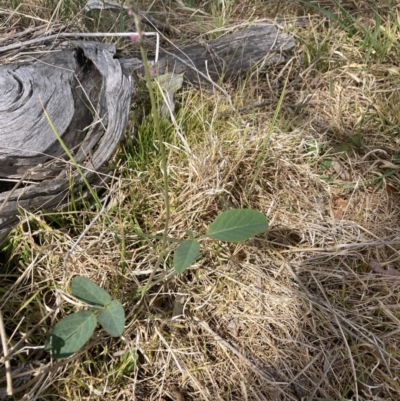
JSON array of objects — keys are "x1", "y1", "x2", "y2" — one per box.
[
  {"x1": 133, "y1": 15, "x2": 171, "y2": 292},
  {"x1": 41, "y1": 103, "x2": 101, "y2": 210},
  {"x1": 0, "y1": 310, "x2": 13, "y2": 395},
  {"x1": 250, "y1": 65, "x2": 291, "y2": 191}
]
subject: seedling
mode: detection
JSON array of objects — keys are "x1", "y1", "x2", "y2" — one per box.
[
  {"x1": 45, "y1": 208, "x2": 267, "y2": 359},
  {"x1": 45, "y1": 276, "x2": 125, "y2": 359},
  {"x1": 173, "y1": 208, "x2": 268, "y2": 273}
]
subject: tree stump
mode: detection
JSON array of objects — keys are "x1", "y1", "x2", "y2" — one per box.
[{"x1": 0, "y1": 24, "x2": 295, "y2": 245}]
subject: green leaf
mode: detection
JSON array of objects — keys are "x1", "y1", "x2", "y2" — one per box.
[
  {"x1": 174, "y1": 240, "x2": 201, "y2": 273},
  {"x1": 185, "y1": 229, "x2": 197, "y2": 239},
  {"x1": 320, "y1": 158, "x2": 332, "y2": 171},
  {"x1": 157, "y1": 72, "x2": 184, "y2": 93},
  {"x1": 320, "y1": 176, "x2": 334, "y2": 183},
  {"x1": 348, "y1": 134, "x2": 362, "y2": 149},
  {"x1": 44, "y1": 311, "x2": 97, "y2": 359},
  {"x1": 392, "y1": 154, "x2": 400, "y2": 165},
  {"x1": 207, "y1": 209, "x2": 268, "y2": 242},
  {"x1": 98, "y1": 300, "x2": 125, "y2": 337},
  {"x1": 71, "y1": 276, "x2": 112, "y2": 307},
  {"x1": 334, "y1": 134, "x2": 363, "y2": 157}
]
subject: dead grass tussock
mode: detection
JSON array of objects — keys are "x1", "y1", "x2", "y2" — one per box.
[{"x1": 1, "y1": 0, "x2": 400, "y2": 400}]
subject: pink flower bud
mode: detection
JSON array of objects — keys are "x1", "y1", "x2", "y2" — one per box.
[{"x1": 129, "y1": 33, "x2": 139, "y2": 42}]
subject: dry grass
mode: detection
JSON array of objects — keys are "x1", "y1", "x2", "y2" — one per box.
[{"x1": 1, "y1": 0, "x2": 400, "y2": 400}]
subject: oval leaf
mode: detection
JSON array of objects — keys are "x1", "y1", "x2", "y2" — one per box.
[
  {"x1": 207, "y1": 209, "x2": 268, "y2": 242},
  {"x1": 71, "y1": 276, "x2": 112, "y2": 307},
  {"x1": 174, "y1": 240, "x2": 201, "y2": 274},
  {"x1": 98, "y1": 300, "x2": 125, "y2": 337},
  {"x1": 44, "y1": 310, "x2": 97, "y2": 359}
]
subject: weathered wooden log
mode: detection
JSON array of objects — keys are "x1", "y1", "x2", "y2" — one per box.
[
  {"x1": 162, "y1": 24, "x2": 294, "y2": 82},
  {"x1": 0, "y1": 25, "x2": 295, "y2": 245},
  {"x1": 120, "y1": 24, "x2": 295, "y2": 84},
  {"x1": 0, "y1": 41, "x2": 133, "y2": 244}
]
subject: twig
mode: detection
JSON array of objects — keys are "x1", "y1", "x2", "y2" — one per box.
[{"x1": 0, "y1": 309, "x2": 13, "y2": 396}]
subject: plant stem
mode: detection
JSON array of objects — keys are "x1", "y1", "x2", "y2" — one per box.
[
  {"x1": 249, "y1": 64, "x2": 291, "y2": 191},
  {"x1": 133, "y1": 15, "x2": 171, "y2": 292},
  {"x1": 41, "y1": 103, "x2": 102, "y2": 209}
]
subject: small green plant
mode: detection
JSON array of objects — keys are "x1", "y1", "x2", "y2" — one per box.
[
  {"x1": 45, "y1": 276, "x2": 125, "y2": 359},
  {"x1": 44, "y1": 209, "x2": 266, "y2": 359},
  {"x1": 173, "y1": 208, "x2": 268, "y2": 273}
]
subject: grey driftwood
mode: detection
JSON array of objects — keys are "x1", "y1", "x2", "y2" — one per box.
[{"x1": 0, "y1": 24, "x2": 295, "y2": 245}]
